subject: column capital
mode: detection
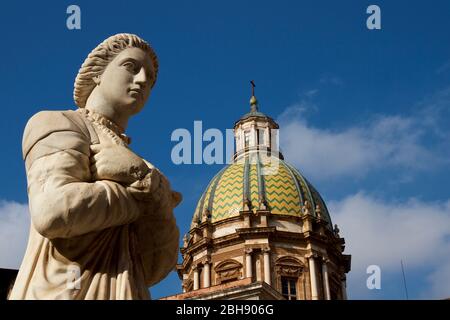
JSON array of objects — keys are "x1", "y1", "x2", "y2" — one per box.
[
  {"x1": 200, "y1": 256, "x2": 211, "y2": 265},
  {"x1": 262, "y1": 246, "x2": 271, "y2": 253},
  {"x1": 305, "y1": 252, "x2": 319, "y2": 259},
  {"x1": 244, "y1": 248, "x2": 253, "y2": 254},
  {"x1": 321, "y1": 256, "x2": 330, "y2": 264}
]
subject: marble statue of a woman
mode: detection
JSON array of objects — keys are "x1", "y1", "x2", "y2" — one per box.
[{"x1": 9, "y1": 33, "x2": 181, "y2": 300}]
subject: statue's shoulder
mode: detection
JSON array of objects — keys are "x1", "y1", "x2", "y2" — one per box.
[
  {"x1": 25, "y1": 109, "x2": 87, "y2": 130},
  {"x1": 22, "y1": 109, "x2": 91, "y2": 160}
]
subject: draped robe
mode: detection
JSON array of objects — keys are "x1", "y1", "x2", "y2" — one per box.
[{"x1": 9, "y1": 109, "x2": 179, "y2": 300}]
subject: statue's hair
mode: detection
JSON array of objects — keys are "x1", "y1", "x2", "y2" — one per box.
[{"x1": 73, "y1": 33, "x2": 158, "y2": 108}]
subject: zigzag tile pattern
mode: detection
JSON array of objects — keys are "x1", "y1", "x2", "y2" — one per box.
[
  {"x1": 190, "y1": 158, "x2": 333, "y2": 229},
  {"x1": 262, "y1": 161, "x2": 301, "y2": 216},
  {"x1": 211, "y1": 164, "x2": 244, "y2": 222},
  {"x1": 286, "y1": 164, "x2": 333, "y2": 226},
  {"x1": 191, "y1": 171, "x2": 222, "y2": 228}
]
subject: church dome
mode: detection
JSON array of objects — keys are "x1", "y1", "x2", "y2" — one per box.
[
  {"x1": 190, "y1": 154, "x2": 333, "y2": 229},
  {"x1": 175, "y1": 83, "x2": 351, "y2": 300}
]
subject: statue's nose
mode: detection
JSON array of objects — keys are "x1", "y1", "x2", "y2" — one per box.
[{"x1": 134, "y1": 67, "x2": 147, "y2": 84}]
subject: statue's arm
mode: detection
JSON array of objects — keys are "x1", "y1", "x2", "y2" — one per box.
[
  {"x1": 132, "y1": 163, "x2": 181, "y2": 286},
  {"x1": 135, "y1": 211, "x2": 179, "y2": 287},
  {"x1": 23, "y1": 111, "x2": 142, "y2": 239}
]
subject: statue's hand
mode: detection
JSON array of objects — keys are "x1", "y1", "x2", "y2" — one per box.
[
  {"x1": 90, "y1": 143, "x2": 150, "y2": 185},
  {"x1": 127, "y1": 168, "x2": 182, "y2": 216},
  {"x1": 126, "y1": 168, "x2": 161, "y2": 203},
  {"x1": 156, "y1": 174, "x2": 182, "y2": 211}
]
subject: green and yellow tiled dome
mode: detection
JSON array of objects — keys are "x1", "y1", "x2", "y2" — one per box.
[{"x1": 191, "y1": 154, "x2": 332, "y2": 229}]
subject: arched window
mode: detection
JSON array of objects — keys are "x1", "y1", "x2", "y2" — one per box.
[
  {"x1": 275, "y1": 256, "x2": 305, "y2": 300},
  {"x1": 281, "y1": 277, "x2": 297, "y2": 300},
  {"x1": 244, "y1": 131, "x2": 250, "y2": 148},
  {"x1": 257, "y1": 128, "x2": 264, "y2": 145}
]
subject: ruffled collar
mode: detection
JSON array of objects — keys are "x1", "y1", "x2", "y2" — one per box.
[{"x1": 78, "y1": 108, "x2": 131, "y2": 145}]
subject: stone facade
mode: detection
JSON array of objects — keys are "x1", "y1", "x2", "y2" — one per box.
[{"x1": 173, "y1": 210, "x2": 350, "y2": 300}]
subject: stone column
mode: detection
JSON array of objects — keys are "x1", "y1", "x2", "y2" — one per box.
[
  {"x1": 237, "y1": 127, "x2": 244, "y2": 152},
  {"x1": 245, "y1": 248, "x2": 253, "y2": 279},
  {"x1": 193, "y1": 266, "x2": 199, "y2": 290},
  {"x1": 251, "y1": 123, "x2": 257, "y2": 147},
  {"x1": 308, "y1": 254, "x2": 319, "y2": 300},
  {"x1": 264, "y1": 127, "x2": 269, "y2": 148},
  {"x1": 235, "y1": 132, "x2": 240, "y2": 153},
  {"x1": 263, "y1": 247, "x2": 271, "y2": 285},
  {"x1": 341, "y1": 277, "x2": 348, "y2": 300},
  {"x1": 203, "y1": 260, "x2": 210, "y2": 288},
  {"x1": 322, "y1": 258, "x2": 331, "y2": 300},
  {"x1": 271, "y1": 128, "x2": 278, "y2": 153}
]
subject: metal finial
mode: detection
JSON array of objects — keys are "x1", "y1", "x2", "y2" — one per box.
[{"x1": 249, "y1": 80, "x2": 258, "y2": 111}]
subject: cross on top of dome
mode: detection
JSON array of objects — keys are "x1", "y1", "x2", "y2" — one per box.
[{"x1": 250, "y1": 80, "x2": 258, "y2": 112}]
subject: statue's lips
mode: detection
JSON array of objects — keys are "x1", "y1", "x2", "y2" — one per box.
[{"x1": 128, "y1": 88, "x2": 142, "y2": 98}]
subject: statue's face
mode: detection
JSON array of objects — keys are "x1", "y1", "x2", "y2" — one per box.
[{"x1": 97, "y1": 47, "x2": 155, "y2": 116}]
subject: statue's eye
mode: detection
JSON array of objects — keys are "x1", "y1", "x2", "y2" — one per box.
[{"x1": 123, "y1": 61, "x2": 138, "y2": 73}]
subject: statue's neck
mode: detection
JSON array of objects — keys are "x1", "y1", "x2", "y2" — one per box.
[
  {"x1": 78, "y1": 108, "x2": 131, "y2": 145},
  {"x1": 85, "y1": 109, "x2": 125, "y2": 135},
  {"x1": 84, "y1": 89, "x2": 129, "y2": 131}
]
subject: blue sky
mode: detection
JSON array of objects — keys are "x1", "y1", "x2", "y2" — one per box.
[{"x1": 0, "y1": 0, "x2": 449, "y2": 299}]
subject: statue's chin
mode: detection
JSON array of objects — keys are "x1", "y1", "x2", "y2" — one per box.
[
  {"x1": 116, "y1": 96, "x2": 140, "y2": 112},
  {"x1": 126, "y1": 102, "x2": 145, "y2": 116}
]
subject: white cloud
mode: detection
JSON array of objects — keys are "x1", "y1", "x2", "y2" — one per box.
[
  {"x1": 329, "y1": 193, "x2": 450, "y2": 299},
  {"x1": 276, "y1": 87, "x2": 450, "y2": 299},
  {"x1": 0, "y1": 200, "x2": 29, "y2": 269},
  {"x1": 277, "y1": 102, "x2": 449, "y2": 181},
  {"x1": 425, "y1": 255, "x2": 450, "y2": 299}
]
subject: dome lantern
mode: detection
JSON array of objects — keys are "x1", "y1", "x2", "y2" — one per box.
[{"x1": 233, "y1": 81, "x2": 281, "y2": 161}]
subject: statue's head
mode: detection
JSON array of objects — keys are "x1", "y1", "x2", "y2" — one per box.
[{"x1": 74, "y1": 33, "x2": 158, "y2": 116}]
